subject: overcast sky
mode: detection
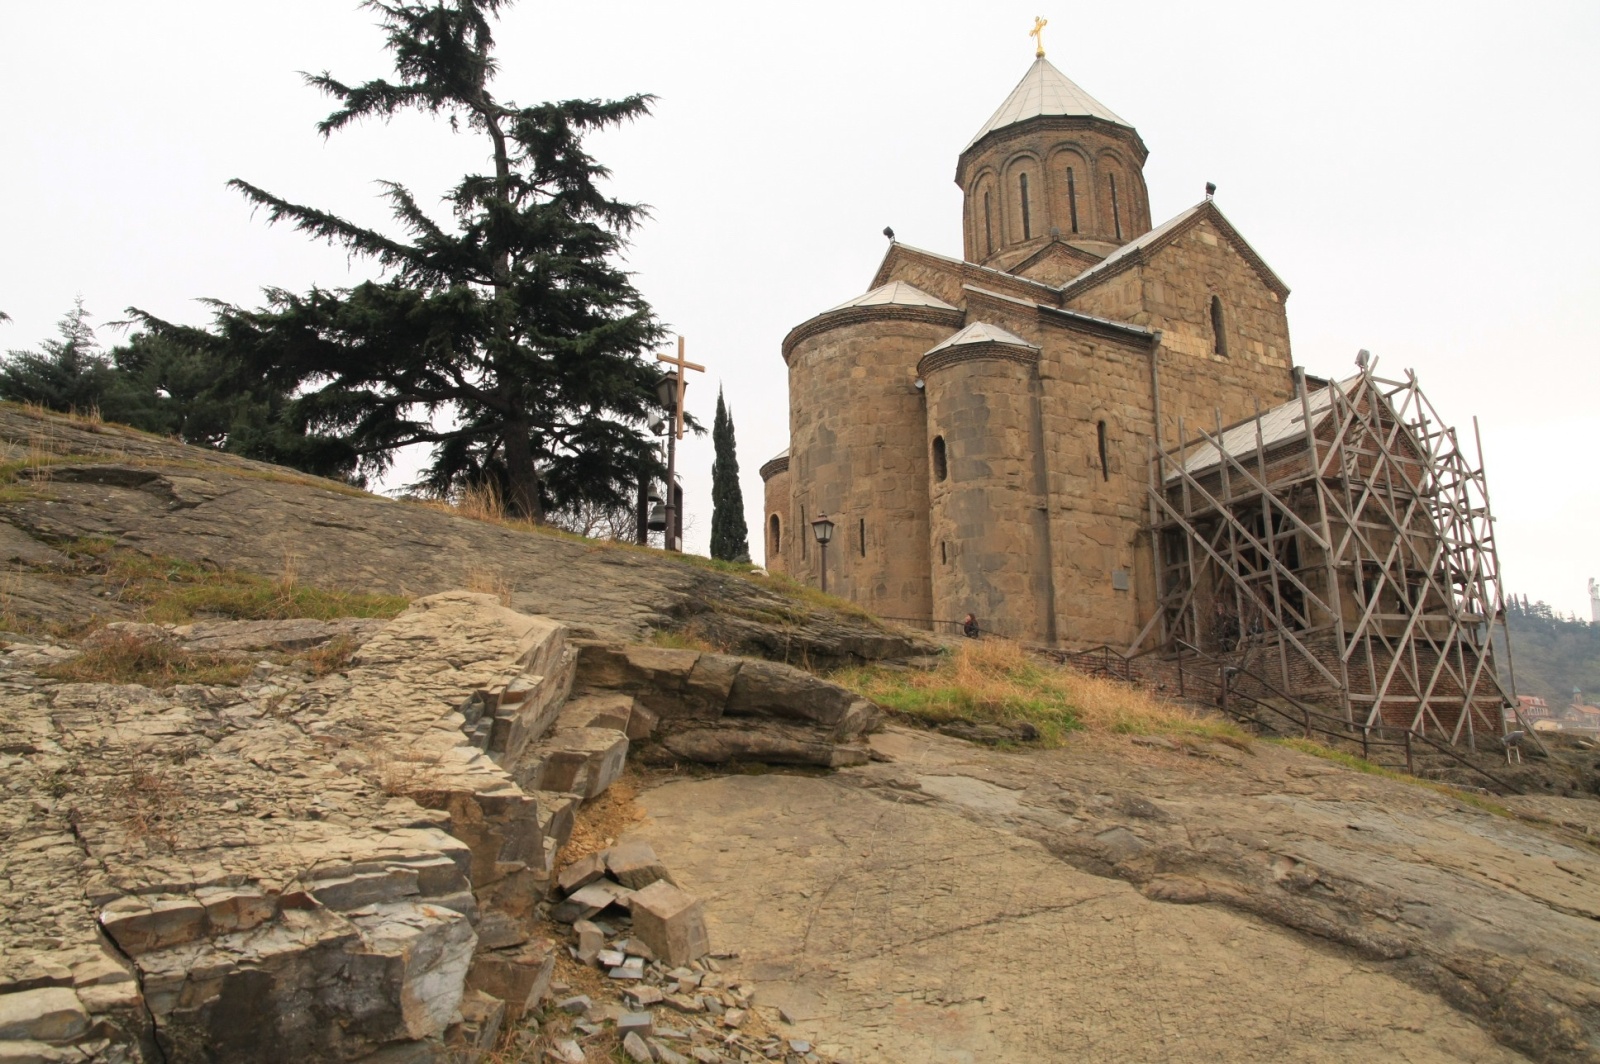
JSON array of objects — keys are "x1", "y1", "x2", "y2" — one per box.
[{"x1": 3, "y1": 1, "x2": 1597, "y2": 616}]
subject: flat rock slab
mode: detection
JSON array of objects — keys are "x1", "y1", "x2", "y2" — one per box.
[{"x1": 629, "y1": 735, "x2": 1560, "y2": 1064}]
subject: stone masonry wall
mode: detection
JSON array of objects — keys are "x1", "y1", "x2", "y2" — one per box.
[
  {"x1": 1068, "y1": 215, "x2": 1297, "y2": 450},
  {"x1": 924, "y1": 354, "x2": 1051, "y2": 641},
  {"x1": 786, "y1": 313, "x2": 957, "y2": 619}
]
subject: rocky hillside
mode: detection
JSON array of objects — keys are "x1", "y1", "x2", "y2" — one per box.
[
  {"x1": 0, "y1": 405, "x2": 923, "y2": 666},
  {"x1": 1, "y1": 405, "x2": 1597, "y2": 1064}
]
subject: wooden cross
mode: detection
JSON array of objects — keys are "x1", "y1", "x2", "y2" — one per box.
[
  {"x1": 655, "y1": 336, "x2": 704, "y2": 440},
  {"x1": 1030, "y1": 16, "x2": 1048, "y2": 58}
]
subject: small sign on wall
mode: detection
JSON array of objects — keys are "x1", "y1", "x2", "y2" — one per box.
[{"x1": 1111, "y1": 569, "x2": 1131, "y2": 591}]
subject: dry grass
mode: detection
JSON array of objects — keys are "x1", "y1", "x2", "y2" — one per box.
[
  {"x1": 834, "y1": 638, "x2": 1251, "y2": 747},
  {"x1": 102, "y1": 765, "x2": 185, "y2": 847},
  {"x1": 465, "y1": 568, "x2": 514, "y2": 607},
  {"x1": 43, "y1": 631, "x2": 252, "y2": 688}
]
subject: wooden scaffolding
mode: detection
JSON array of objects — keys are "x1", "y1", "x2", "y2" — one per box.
[{"x1": 1137, "y1": 365, "x2": 1514, "y2": 748}]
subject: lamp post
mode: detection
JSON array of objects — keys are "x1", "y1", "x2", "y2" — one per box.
[
  {"x1": 811, "y1": 511, "x2": 836, "y2": 594},
  {"x1": 654, "y1": 372, "x2": 684, "y2": 551}
]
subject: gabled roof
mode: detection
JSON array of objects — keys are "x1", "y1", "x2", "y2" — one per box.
[
  {"x1": 924, "y1": 321, "x2": 1039, "y2": 356},
  {"x1": 1060, "y1": 200, "x2": 1291, "y2": 301},
  {"x1": 965, "y1": 57, "x2": 1131, "y2": 150},
  {"x1": 825, "y1": 280, "x2": 956, "y2": 313}
]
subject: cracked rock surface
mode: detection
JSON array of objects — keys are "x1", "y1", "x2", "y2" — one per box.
[
  {"x1": 0, "y1": 408, "x2": 925, "y2": 666},
  {"x1": 631, "y1": 727, "x2": 1600, "y2": 1063}
]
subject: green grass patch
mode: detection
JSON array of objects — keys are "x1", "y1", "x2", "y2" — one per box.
[
  {"x1": 1273, "y1": 737, "x2": 1514, "y2": 816},
  {"x1": 108, "y1": 554, "x2": 409, "y2": 624}
]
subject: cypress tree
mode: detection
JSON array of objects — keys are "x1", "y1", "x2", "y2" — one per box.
[
  {"x1": 709, "y1": 387, "x2": 749, "y2": 562},
  {"x1": 152, "y1": 0, "x2": 666, "y2": 521}
]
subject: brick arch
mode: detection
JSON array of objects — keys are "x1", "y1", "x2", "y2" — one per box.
[
  {"x1": 1046, "y1": 145, "x2": 1093, "y2": 237},
  {"x1": 1001, "y1": 151, "x2": 1044, "y2": 244},
  {"x1": 966, "y1": 167, "x2": 1000, "y2": 260}
]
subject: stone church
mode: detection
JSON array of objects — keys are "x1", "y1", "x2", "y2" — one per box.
[{"x1": 760, "y1": 51, "x2": 1300, "y2": 648}]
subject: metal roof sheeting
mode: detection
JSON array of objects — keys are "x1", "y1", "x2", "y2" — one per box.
[
  {"x1": 923, "y1": 321, "x2": 1039, "y2": 356},
  {"x1": 824, "y1": 281, "x2": 957, "y2": 314},
  {"x1": 965, "y1": 57, "x2": 1131, "y2": 150},
  {"x1": 1171, "y1": 377, "x2": 1361, "y2": 479}
]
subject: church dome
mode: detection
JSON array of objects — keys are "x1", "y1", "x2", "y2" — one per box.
[
  {"x1": 956, "y1": 57, "x2": 1152, "y2": 267},
  {"x1": 964, "y1": 57, "x2": 1132, "y2": 150}
]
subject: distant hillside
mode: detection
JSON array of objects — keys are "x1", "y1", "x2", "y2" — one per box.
[{"x1": 1499, "y1": 598, "x2": 1600, "y2": 707}]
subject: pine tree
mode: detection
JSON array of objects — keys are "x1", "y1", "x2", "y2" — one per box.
[
  {"x1": 0, "y1": 298, "x2": 114, "y2": 414},
  {"x1": 709, "y1": 387, "x2": 749, "y2": 562},
  {"x1": 158, "y1": 0, "x2": 665, "y2": 520}
]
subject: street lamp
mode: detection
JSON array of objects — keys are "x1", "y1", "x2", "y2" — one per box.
[
  {"x1": 654, "y1": 372, "x2": 687, "y2": 551},
  {"x1": 811, "y1": 512, "x2": 836, "y2": 594}
]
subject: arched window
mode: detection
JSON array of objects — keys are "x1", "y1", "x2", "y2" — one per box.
[
  {"x1": 1108, "y1": 173, "x2": 1123, "y2": 241},
  {"x1": 983, "y1": 191, "x2": 993, "y2": 256},
  {"x1": 932, "y1": 435, "x2": 948, "y2": 481},
  {"x1": 1019, "y1": 173, "x2": 1033, "y2": 240},
  {"x1": 1065, "y1": 166, "x2": 1079, "y2": 233},
  {"x1": 1097, "y1": 420, "x2": 1110, "y2": 481},
  {"x1": 858, "y1": 517, "x2": 866, "y2": 557},
  {"x1": 770, "y1": 513, "x2": 781, "y2": 554},
  {"x1": 1210, "y1": 295, "x2": 1228, "y2": 356}
]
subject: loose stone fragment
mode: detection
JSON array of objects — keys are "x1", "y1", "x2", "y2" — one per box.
[
  {"x1": 574, "y1": 919, "x2": 605, "y2": 964},
  {"x1": 722, "y1": 1007, "x2": 746, "y2": 1028},
  {"x1": 609, "y1": 956, "x2": 646, "y2": 980},
  {"x1": 618, "y1": 1009, "x2": 655, "y2": 1037},
  {"x1": 622, "y1": 1031, "x2": 653, "y2": 1063},
  {"x1": 624, "y1": 985, "x2": 665, "y2": 1008},
  {"x1": 652, "y1": 1041, "x2": 693, "y2": 1064},
  {"x1": 556, "y1": 851, "x2": 607, "y2": 895},
  {"x1": 556, "y1": 995, "x2": 591, "y2": 1015},
  {"x1": 548, "y1": 1038, "x2": 585, "y2": 1064},
  {"x1": 596, "y1": 948, "x2": 626, "y2": 969},
  {"x1": 604, "y1": 839, "x2": 675, "y2": 890},
  {"x1": 631, "y1": 880, "x2": 710, "y2": 966}
]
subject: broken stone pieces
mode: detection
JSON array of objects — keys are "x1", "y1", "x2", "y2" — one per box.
[{"x1": 631, "y1": 881, "x2": 711, "y2": 967}]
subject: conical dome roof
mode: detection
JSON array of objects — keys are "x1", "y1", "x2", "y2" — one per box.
[{"x1": 965, "y1": 57, "x2": 1131, "y2": 150}]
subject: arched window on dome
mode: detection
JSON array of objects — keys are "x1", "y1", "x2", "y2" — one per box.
[
  {"x1": 1065, "y1": 166, "x2": 1080, "y2": 234},
  {"x1": 1210, "y1": 295, "x2": 1229, "y2": 357},
  {"x1": 1108, "y1": 173, "x2": 1123, "y2": 241},
  {"x1": 983, "y1": 191, "x2": 993, "y2": 257},
  {"x1": 1019, "y1": 172, "x2": 1033, "y2": 241},
  {"x1": 770, "y1": 513, "x2": 781, "y2": 554}
]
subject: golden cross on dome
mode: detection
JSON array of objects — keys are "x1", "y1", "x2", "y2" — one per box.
[{"x1": 1030, "y1": 16, "x2": 1048, "y2": 58}]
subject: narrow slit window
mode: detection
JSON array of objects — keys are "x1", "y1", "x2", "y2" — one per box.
[
  {"x1": 770, "y1": 514, "x2": 781, "y2": 554},
  {"x1": 983, "y1": 191, "x2": 993, "y2": 256},
  {"x1": 1019, "y1": 172, "x2": 1032, "y2": 240},
  {"x1": 858, "y1": 517, "x2": 866, "y2": 557},
  {"x1": 1097, "y1": 420, "x2": 1110, "y2": 481},
  {"x1": 1108, "y1": 173, "x2": 1123, "y2": 241},
  {"x1": 941, "y1": 541, "x2": 947, "y2": 565},
  {"x1": 801, "y1": 506, "x2": 808, "y2": 559},
  {"x1": 1210, "y1": 295, "x2": 1228, "y2": 356},
  {"x1": 1066, "y1": 166, "x2": 1079, "y2": 233},
  {"x1": 932, "y1": 435, "x2": 948, "y2": 481}
]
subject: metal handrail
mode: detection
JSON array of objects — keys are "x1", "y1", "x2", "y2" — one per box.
[{"x1": 1173, "y1": 640, "x2": 1520, "y2": 794}]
